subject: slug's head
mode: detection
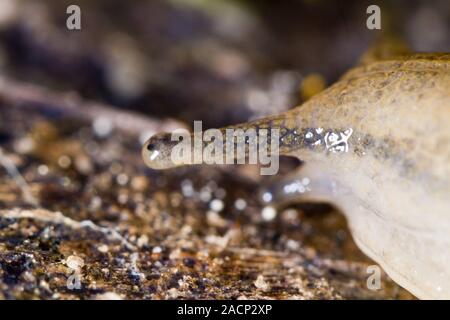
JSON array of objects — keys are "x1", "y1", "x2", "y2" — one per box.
[{"x1": 142, "y1": 132, "x2": 181, "y2": 170}]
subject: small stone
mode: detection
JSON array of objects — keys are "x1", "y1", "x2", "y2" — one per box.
[
  {"x1": 152, "y1": 246, "x2": 162, "y2": 254},
  {"x1": 137, "y1": 235, "x2": 149, "y2": 248},
  {"x1": 93, "y1": 292, "x2": 123, "y2": 300},
  {"x1": 169, "y1": 248, "x2": 181, "y2": 259},
  {"x1": 254, "y1": 275, "x2": 270, "y2": 292},
  {"x1": 207, "y1": 210, "x2": 227, "y2": 228},
  {"x1": 97, "y1": 244, "x2": 109, "y2": 253},
  {"x1": 167, "y1": 288, "x2": 181, "y2": 299},
  {"x1": 66, "y1": 255, "x2": 84, "y2": 270},
  {"x1": 183, "y1": 258, "x2": 196, "y2": 268}
]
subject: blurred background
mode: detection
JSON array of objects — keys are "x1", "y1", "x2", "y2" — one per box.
[
  {"x1": 0, "y1": 0, "x2": 448, "y2": 300},
  {"x1": 0, "y1": 0, "x2": 448, "y2": 128}
]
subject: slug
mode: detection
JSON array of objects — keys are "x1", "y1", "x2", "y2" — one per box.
[{"x1": 142, "y1": 47, "x2": 450, "y2": 299}]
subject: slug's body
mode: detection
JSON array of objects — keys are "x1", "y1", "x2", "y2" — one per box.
[{"x1": 143, "y1": 53, "x2": 450, "y2": 299}]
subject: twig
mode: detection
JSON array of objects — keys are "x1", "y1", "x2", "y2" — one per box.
[
  {"x1": 0, "y1": 208, "x2": 137, "y2": 250},
  {"x1": 0, "y1": 77, "x2": 186, "y2": 140}
]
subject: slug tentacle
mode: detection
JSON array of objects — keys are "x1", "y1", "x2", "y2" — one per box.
[
  {"x1": 142, "y1": 112, "x2": 302, "y2": 170},
  {"x1": 259, "y1": 163, "x2": 349, "y2": 207}
]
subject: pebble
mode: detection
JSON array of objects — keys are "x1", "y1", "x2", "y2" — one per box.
[
  {"x1": 66, "y1": 255, "x2": 84, "y2": 270},
  {"x1": 97, "y1": 244, "x2": 109, "y2": 253},
  {"x1": 93, "y1": 292, "x2": 123, "y2": 300},
  {"x1": 137, "y1": 235, "x2": 149, "y2": 248},
  {"x1": 152, "y1": 246, "x2": 162, "y2": 254},
  {"x1": 207, "y1": 210, "x2": 227, "y2": 228},
  {"x1": 254, "y1": 275, "x2": 270, "y2": 291}
]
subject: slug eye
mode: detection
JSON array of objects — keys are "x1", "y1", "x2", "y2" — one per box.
[{"x1": 146, "y1": 143, "x2": 157, "y2": 152}]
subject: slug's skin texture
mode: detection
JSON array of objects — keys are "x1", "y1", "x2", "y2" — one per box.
[{"x1": 142, "y1": 53, "x2": 450, "y2": 299}]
